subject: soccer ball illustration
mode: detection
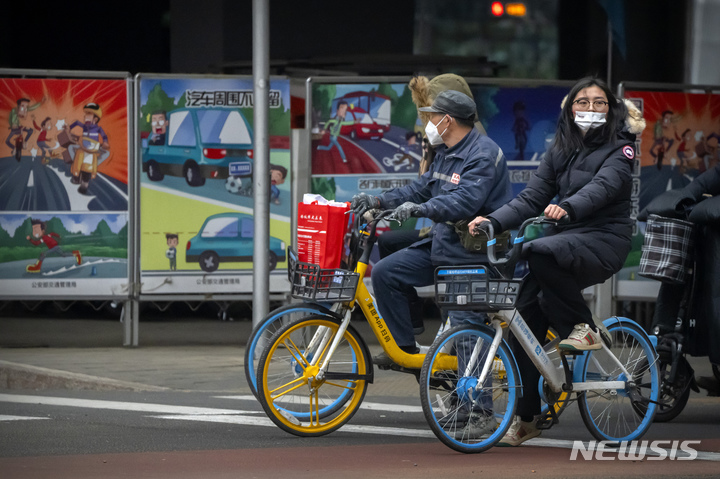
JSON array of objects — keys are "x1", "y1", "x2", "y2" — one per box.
[{"x1": 225, "y1": 176, "x2": 243, "y2": 194}]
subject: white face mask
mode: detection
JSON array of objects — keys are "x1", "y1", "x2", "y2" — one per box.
[
  {"x1": 574, "y1": 111, "x2": 607, "y2": 132},
  {"x1": 425, "y1": 115, "x2": 449, "y2": 146}
]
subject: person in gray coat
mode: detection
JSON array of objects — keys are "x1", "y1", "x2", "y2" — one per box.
[{"x1": 469, "y1": 76, "x2": 646, "y2": 446}]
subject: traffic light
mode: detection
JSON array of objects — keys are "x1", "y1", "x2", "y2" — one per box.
[
  {"x1": 490, "y1": 2, "x2": 527, "y2": 17},
  {"x1": 507, "y1": 3, "x2": 527, "y2": 16},
  {"x1": 491, "y1": 2, "x2": 504, "y2": 16}
]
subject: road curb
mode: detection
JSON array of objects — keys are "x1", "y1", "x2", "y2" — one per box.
[{"x1": 0, "y1": 360, "x2": 169, "y2": 392}]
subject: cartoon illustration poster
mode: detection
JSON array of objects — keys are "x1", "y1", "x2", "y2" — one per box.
[
  {"x1": 0, "y1": 76, "x2": 130, "y2": 297},
  {"x1": 471, "y1": 83, "x2": 571, "y2": 196},
  {"x1": 624, "y1": 90, "x2": 720, "y2": 212},
  {"x1": 617, "y1": 89, "x2": 720, "y2": 282},
  {"x1": 138, "y1": 76, "x2": 291, "y2": 294}
]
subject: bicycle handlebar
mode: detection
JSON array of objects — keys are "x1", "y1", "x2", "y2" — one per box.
[
  {"x1": 474, "y1": 215, "x2": 570, "y2": 278},
  {"x1": 351, "y1": 209, "x2": 399, "y2": 266}
]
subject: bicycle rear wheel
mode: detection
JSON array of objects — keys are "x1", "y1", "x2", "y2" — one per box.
[
  {"x1": 653, "y1": 355, "x2": 692, "y2": 422},
  {"x1": 420, "y1": 324, "x2": 519, "y2": 453},
  {"x1": 256, "y1": 315, "x2": 371, "y2": 437},
  {"x1": 244, "y1": 304, "x2": 338, "y2": 398},
  {"x1": 578, "y1": 319, "x2": 659, "y2": 442}
]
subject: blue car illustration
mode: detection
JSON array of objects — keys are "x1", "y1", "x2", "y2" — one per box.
[
  {"x1": 142, "y1": 108, "x2": 254, "y2": 187},
  {"x1": 186, "y1": 213, "x2": 286, "y2": 272}
]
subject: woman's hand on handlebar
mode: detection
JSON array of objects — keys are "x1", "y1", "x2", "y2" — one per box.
[
  {"x1": 544, "y1": 204, "x2": 568, "y2": 221},
  {"x1": 468, "y1": 216, "x2": 490, "y2": 236}
]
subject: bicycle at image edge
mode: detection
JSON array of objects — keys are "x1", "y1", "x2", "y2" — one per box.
[
  {"x1": 419, "y1": 216, "x2": 662, "y2": 453},
  {"x1": 244, "y1": 210, "x2": 567, "y2": 436}
]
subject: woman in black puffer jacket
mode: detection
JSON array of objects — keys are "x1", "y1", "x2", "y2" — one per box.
[{"x1": 469, "y1": 76, "x2": 646, "y2": 446}]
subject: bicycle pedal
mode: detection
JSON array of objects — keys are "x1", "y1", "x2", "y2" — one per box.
[
  {"x1": 383, "y1": 363, "x2": 421, "y2": 378},
  {"x1": 560, "y1": 349, "x2": 585, "y2": 356},
  {"x1": 535, "y1": 415, "x2": 557, "y2": 430}
]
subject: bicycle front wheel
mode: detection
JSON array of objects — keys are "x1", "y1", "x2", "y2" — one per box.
[
  {"x1": 578, "y1": 319, "x2": 660, "y2": 442},
  {"x1": 256, "y1": 315, "x2": 371, "y2": 437},
  {"x1": 420, "y1": 324, "x2": 519, "y2": 453}
]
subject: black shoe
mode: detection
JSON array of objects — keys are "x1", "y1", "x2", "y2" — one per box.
[
  {"x1": 373, "y1": 345, "x2": 419, "y2": 367},
  {"x1": 373, "y1": 351, "x2": 395, "y2": 368},
  {"x1": 410, "y1": 299, "x2": 425, "y2": 335},
  {"x1": 696, "y1": 376, "x2": 720, "y2": 397}
]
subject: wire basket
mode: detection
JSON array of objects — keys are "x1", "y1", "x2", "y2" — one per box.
[
  {"x1": 434, "y1": 266, "x2": 522, "y2": 311},
  {"x1": 288, "y1": 249, "x2": 360, "y2": 302}
]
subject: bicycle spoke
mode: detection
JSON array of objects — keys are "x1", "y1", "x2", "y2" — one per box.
[{"x1": 269, "y1": 377, "x2": 308, "y2": 400}]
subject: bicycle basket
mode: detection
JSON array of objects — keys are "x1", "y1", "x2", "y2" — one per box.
[
  {"x1": 434, "y1": 266, "x2": 522, "y2": 311},
  {"x1": 288, "y1": 248, "x2": 359, "y2": 302},
  {"x1": 639, "y1": 214, "x2": 695, "y2": 284}
]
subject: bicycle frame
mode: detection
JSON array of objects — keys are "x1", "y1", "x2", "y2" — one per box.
[
  {"x1": 466, "y1": 309, "x2": 633, "y2": 398},
  {"x1": 300, "y1": 211, "x2": 456, "y2": 381}
]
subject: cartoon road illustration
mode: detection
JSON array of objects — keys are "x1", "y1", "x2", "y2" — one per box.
[{"x1": 0, "y1": 155, "x2": 128, "y2": 211}]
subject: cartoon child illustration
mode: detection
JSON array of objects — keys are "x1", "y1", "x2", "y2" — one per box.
[
  {"x1": 512, "y1": 101, "x2": 530, "y2": 161},
  {"x1": 149, "y1": 111, "x2": 168, "y2": 145},
  {"x1": 65, "y1": 103, "x2": 111, "y2": 192},
  {"x1": 650, "y1": 110, "x2": 676, "y2": 170},
  {"x1": 32, "y1": 115, "x2": 54, "y2": 163},
  {"x1": 25, "y1": 219, "x2": 82, "y2": 273},
  {"x1": 5, "y1": 97, "x2": 44, "y2": 157},
  {"x1": 695, "y1": 131, "x2": 720, "y2": 173},
  {"x1": 165, "y1": 233, "x2": 178, "y2": 270},
  {"x1": 269, "y1": 164, "x2": 287, "y2": 205},
  {"x1": 317, "y1": 101, "x2": 353, "y2": 163},
  {"x1": 674, "y1": 128, "x2": 694, "y2": 172}
]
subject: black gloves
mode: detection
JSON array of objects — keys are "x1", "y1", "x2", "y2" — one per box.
[
  {"x1": 392, "y1": 202, "x2": 424, "y2": 222},
  {"x1": 637, "y1": 189, "x2": 696, "y2": 221},
  {"x1": 350, "y1": 193, "x2": 381, "y2": 216}
]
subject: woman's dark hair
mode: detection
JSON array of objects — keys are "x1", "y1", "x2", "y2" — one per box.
[{"x1": 548, "y1": 76, "x2": 628, "y2": 159}]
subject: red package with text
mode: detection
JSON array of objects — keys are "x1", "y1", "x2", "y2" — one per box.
[{"x1": 296, "y1": 198, "x2": 351, "y2": 269}]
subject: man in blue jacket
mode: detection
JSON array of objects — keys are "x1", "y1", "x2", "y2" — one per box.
[{"x1": 351, "y1": 90, "x2": 513, "y2": 361}]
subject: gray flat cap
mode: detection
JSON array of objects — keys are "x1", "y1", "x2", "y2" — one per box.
[{"x1": 418, "y1": 90, "x2": 477, "y2": 120}]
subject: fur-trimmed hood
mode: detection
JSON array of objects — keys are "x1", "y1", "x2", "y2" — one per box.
[
  {"x1": 560, "y1": 95, "x2": 646, "y2": 135},
  {"x1": 622, "y1": 98, "x2": 646, "y2": 135},
  {"x1": 409, "y1": 74, "x2": 476, "y2": 127},
  {"x1": 409, "y1": 74, "x2": 487, "y2": 135}
]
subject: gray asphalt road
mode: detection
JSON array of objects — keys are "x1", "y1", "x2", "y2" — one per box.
[{"x1": 1, "y1": 389, "x2": 719, "y2": 478}]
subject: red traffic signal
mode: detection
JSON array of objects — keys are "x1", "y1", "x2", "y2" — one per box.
[{"x1": 491, "y1": 1, "x2": 504, "y2": 16}]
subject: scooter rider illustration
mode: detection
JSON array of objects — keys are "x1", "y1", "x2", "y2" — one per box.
[
  {"x1": 6, "y1": 96, "x2": 45, "y2": 161},
  {"x1": 64, "y1": 103, "x2": 110, "y2": 193}
]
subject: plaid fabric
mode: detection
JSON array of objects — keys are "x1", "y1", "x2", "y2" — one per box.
[{"x1": 639, "y1": 214, "x2": 695, "y2": 284}]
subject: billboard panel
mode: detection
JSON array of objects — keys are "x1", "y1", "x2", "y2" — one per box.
[
  {"x1": 617, "y1": 85, "x2": 720, "y2": 297},
  {"x1": 137, "y1": 75, "x2": 291, "y2": 295},
  {"x1": 0, "y1": 75, "x2": 130, "y2": 298}
]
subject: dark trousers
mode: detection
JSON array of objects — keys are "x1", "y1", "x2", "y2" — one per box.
[
  {"x1": 377, "y1": 228, "x2": 424, "y2": 310},
  {"x1": 377, "y1": 229, "x2": 422, "y2": 258},
  {"x1": 651, "y1": 283, "x2": 685, "y2": 334},
  {"x1": 372, "y1": 242, "x2": 435, "y2": 348},
  {"x1": 512, "y1": 252, "x2": 592, "y2": 418}
]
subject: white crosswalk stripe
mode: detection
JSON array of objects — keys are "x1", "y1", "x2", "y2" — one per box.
[
  {"x1": 2, "y1": 393, "x2": 720, "y2": 461},
  {"x1": 0, "y1": 415, "x2": 49, "y2": 422}
]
